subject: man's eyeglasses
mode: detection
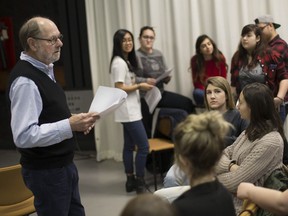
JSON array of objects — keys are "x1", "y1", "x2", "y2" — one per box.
[
  {"x1": 32, "y1": 34, "x2": 63, "y2": 45},
  {"x1": 142, "y1": 35, "x2": 155, "y2": 41},
  {"x1": 259, "y1": 24, "x2": 269, "y2": 31}
]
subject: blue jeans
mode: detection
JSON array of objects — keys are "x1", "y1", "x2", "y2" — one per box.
[
  {"x1": 193, "y1": 88, "x2": 205, "y2": 106},
  {"x1": 279, "y1": 104, "x2": 286, "y2": 123},
  {"x1": 122, "y1": 121, "x2": 149, "y2": 177},
  {"x1": 22, "y1": 163, "x2": 85, "y2": 216}
]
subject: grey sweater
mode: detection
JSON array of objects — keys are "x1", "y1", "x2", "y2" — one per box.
[{"x1": 135, "y1": 48, "x2": 168, "y2": 94}]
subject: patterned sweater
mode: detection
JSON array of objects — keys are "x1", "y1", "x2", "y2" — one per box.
[{"x1": 215, "y1": 131, "x2": 283, "y2": 214}]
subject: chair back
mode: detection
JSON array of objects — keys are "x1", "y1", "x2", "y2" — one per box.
[
  {"x1": 0, "y1": 164, "x2": 35, "y2": 215},
  {"x1": 154, "y1": 108, "x2": 188, "y2": 140}
]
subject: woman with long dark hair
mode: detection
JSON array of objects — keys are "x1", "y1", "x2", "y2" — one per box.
[
  {"x1": 216, "y1": 82, "x2": 285, "y2": 214},
  {"x1": 110, "y1": 29, "x2": 153, "y2": 193},
  {"x1": 230, "y1": 24, "x2": 288, "y2": 123},
  {"x1": 191, "y1": 34, "x2": 227, "y2": 106}
]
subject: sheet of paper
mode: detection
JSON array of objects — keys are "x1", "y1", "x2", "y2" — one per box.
[
  {"x1": 144, "y1": 86, "x2": 162, "y2": 113},
  {"x1": 155, "y1": 68, "x2": 173, "y2": 83},
  {"x1": 89, "y1": 86, "x2": 127, "y2": 117}
]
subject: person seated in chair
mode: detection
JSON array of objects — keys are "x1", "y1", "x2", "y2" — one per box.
[
  {"x1": 120, "y1": 194, "x2": 177, "y2": 216},
  {"x1": 163, "y1": 76, "x2": 248, "y2": 188},
  {"x1": 237, "y1": 182, "x2": 288, "y2": 215},
  {"x1": 155, "y1": 83, "x2": 285, "y2": 215},
  {"x1": 170, "y1": 111, "x2": 236, "y2": 216},
  {"x1": 135, "y1": 26, "x2": 196, "y2": 138}
]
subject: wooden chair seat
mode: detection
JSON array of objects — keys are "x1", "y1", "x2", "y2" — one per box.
[
  {"x1": 149, "y1": 138, "x2": 174, "y2": 152},
  {"x1": 148, "y1": 138, "x2": 174, "y2": 191},
  {"x1": 146, "y1": 108, "x2": 187, "y2": 191}
]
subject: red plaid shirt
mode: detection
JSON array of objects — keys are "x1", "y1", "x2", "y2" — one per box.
[
  {"x1": 269, "y1": 35, "x2": 288, "y2": 101},
  {"x1": 230, "y1": 48, "x2": 288, "y2": 97},
  {"x1": 269, "y1": 35, "x2": 288, "y2": 71}
]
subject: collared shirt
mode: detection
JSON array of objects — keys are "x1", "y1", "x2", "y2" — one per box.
[
  {"x1": 9, "y1": 52, "x2": 72, "y2": 148},
  {"x1": 268, "y1": 35, "x2": 288, "y2": 71},
  {"x1": 268, "y1": 35, "x2": 288, "y2": 101},
  {"x1": 230, "y1": 48, "x2": 288, "y2": 97}
]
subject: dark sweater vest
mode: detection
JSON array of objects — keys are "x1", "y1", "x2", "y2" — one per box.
[{"x1": 7, "y1": 60, "x2": 75, "y2": 169}]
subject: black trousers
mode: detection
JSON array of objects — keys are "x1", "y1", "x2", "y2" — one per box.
[{"x1": 141, "y1": 90, "x2": 195, "y2": 138}]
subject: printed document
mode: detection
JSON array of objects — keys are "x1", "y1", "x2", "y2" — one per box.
[
  {"x1": 155, "y1": 68, "x2": 173, "y2": 83},
  {"x1": 89, "y1": 86, "x2": 127, "y2": 117},
  {"x1": 144, "y1": 86, "x2": 162, "y2": 113}
]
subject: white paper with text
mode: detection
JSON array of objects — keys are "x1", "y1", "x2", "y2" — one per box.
[
  {"x1": 89, "y1": 86, "x2": 127, "y2": 117},
  {"x1": 155, "y1": 68, "x2": 173, "y2": 83},
  {"x1": 144, "y1": 86, "x2": 162, "y2": 113}
]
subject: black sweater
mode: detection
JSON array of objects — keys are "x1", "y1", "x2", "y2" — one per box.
[{"x1": 7, "y1": 60, "x2": 75, "y2": 169}]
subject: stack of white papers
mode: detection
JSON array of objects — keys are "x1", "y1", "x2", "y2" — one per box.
[
  {"x1": 89, "y1": 86, "x2": 127, "y2": 117},
  {"x1": 144, "y1": 86, "x2": 162, "y2": 113},
  {"x1": 144, "y1": 68, "x2": 173, "y2": 113}
]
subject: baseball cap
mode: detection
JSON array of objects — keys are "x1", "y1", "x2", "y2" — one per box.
[{"x1": 254, "y1": 15, "x2": 281, "y2": 29}]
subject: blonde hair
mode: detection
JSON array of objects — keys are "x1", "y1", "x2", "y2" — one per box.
[
  {"x1": 120, "y1": 194, "x2": 176, "y2": 216},
  {"x1": 204, "y1": 76, "x2": 235, "y2": 110},
  {"x1": 173, "y1": 111, "x2": 231, "y2": 178}
]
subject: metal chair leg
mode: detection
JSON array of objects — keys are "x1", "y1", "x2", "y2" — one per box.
[{"x1": 152, "y1": 151, "x2": 157, "y2": 191}]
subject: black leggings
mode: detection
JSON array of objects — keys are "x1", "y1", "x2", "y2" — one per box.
[{"x1": 141, "y1": 90, "x2": 195, "y2": 138}]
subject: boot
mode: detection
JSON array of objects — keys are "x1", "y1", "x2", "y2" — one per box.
[
  {"x1": 125, "y1": 174, "x2": 136, "y2": 192},
  {"x1": 136, "y1": 176, "x2": 146, "y2": 194}
]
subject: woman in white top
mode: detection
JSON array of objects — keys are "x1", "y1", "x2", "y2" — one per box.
[{"x1": 110, "y1": 29, "x2": 153, "y2": 193}]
